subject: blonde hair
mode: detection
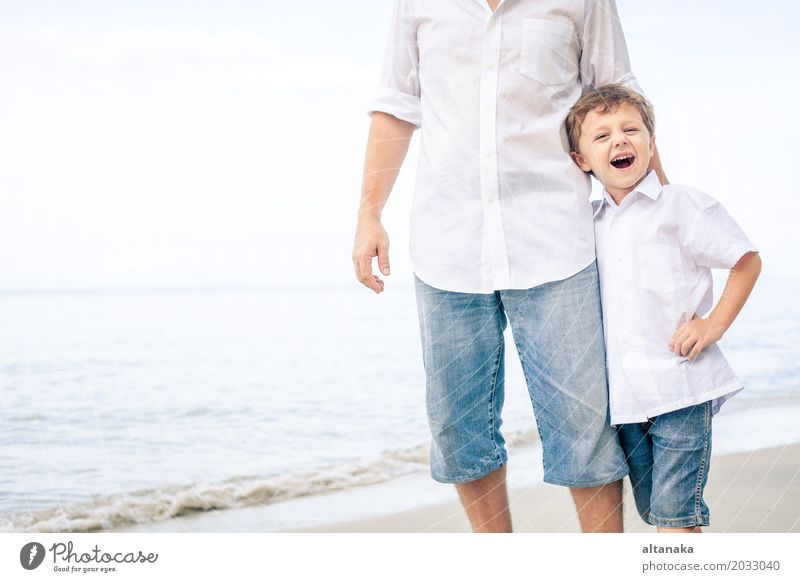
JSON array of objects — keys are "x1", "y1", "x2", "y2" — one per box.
[{"x1": 566, "y1": 84, "x2": 655, "y2": 153}]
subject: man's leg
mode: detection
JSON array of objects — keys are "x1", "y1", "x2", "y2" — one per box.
[
  {"x1": 455, "y1": 465, "x2": 512, "y2": 532},
  {"x1": 502, "y1": 261, "x2": 629, "y2": 533},
  {"x1": 413, "y1": 274, "x2": 512, "y2": 532},
  {"x1": 570, "y1": 480, "x2": 623, "y2": 533}
]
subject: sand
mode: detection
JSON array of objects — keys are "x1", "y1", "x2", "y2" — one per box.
[{"x1": 288, "y1": 444, "x2": 800, "y2": 533}]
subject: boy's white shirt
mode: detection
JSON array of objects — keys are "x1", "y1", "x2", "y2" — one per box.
[{"x1": 592, "y1": 170, "x2": 758, "y2": 425}]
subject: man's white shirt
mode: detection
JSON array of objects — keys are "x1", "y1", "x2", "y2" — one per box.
[
  {"x1": 593, "y1": 170, "x2": 758, "y2": 425},
  {"x1": 368, "y1": 0, "x2": 642, "y2": 293}
]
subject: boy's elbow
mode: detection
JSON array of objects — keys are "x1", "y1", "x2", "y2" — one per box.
[
  {"x1": 740, "y1": 250, "x2": 762, "y2": 278},
  {"x1": 748, "y1": 250, "x2": 762, "y2": 268}
]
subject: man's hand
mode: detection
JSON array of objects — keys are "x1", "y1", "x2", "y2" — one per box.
[
  {"x1": 668, "y1": 314, "x2": 724, "y2": 362},
  {"x1": 352, "y1": 218, "x2": 390, "y2": 294}
]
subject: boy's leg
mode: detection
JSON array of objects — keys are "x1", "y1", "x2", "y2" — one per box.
[
  {"x1": 502, "y1": 261, "x2": 629, "y2": 532},
  {"x1": 413, "y1": 274, "x2": 512, "y2": 532},
  {"x1": 648, "y1": 401, "x2": 713, "y2": 532}
]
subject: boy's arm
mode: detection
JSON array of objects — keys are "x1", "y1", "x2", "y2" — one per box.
[{"x1": 669, "y1": 251, "x2": 762, "y2": 361}]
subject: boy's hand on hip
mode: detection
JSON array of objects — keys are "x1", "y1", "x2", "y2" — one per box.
[
  {"x1": 669, "y1": 314, "x2": 724, "y2": 362},
  {"x1": 352, "y1": 218, "x2": 390, "y2": 294}
]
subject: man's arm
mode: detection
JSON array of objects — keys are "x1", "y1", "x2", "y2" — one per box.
[
  {"x1": 579, "y1": 0, "x2": 670, "y2": 184},
  {"x1": 669, "y1": 251, "x2": 762, "y2": 361},
  {"x1": 650, "y1": 144, "x2": 669, "y2": 185},
  {"x1": 352, "y1": 111, "x2": 415, "y2": 294}
]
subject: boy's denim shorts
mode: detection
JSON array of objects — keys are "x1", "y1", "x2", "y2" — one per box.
[
  {"x1": 616, "y1": 401, "x2": 713, "y2": 528},
  {"x1": 413, "y1": 261, "x2": 628, "y2": 488}
]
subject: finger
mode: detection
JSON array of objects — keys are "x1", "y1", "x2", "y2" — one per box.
[
  {"x1": 352, "y1": 253, "x2": 362, "y2": 282},
  {"x1": 357, "y1": 252, "x2": 380, "y2": 293},
  {"x1": 670, "y1": 332, "x2": 685, "y2": 354},
  {"x1": 687, "y1": 342, "x2": 703, "y2": 362},
  {"x1": 377, "y1": 242, "x2": 391, "y2": 276},
  {"x1": 670, "y1": 329, "x2": 689, "y2": 353},
  {"x1": 674, "y1": 323, "x2": 688, "y2": 336},
  {"x1": 670, "y1": 323, "x2": 689, "y2": 343},
  {"x1": 353, "y1": 251, "x2": 368, "y2": 285},
  {"x1": 680, "y1": 336, "x2": 697, "y2": 357}
]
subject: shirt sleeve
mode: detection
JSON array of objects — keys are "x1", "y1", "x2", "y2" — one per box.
[
  {"x1": 684, "y1": 195, "x2": 759, "y2": 269},
  {"x1": 579, "y1": 0, "x2": 644, "y2": 96},
  {"x1": 366, "y1": 0, "x2": 421, "y2": 129}
]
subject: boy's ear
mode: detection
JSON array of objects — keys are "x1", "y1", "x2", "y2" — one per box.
[
  {"x1": 649, "y1": 134, "x2": 656, "y2": 156},
  {"x1": 570, "y1": 151, "x2": 592, "y2": 172}
]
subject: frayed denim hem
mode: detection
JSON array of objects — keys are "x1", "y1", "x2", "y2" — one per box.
[
  {"x1": 543, "y1": 467, "x2": 629, "y2": 489},
  {"x1": 648, "y1": 513, "x2": 709, "y2": 528},
  {"x1": 430, "y1": 456, "x2": 508, "y2": 485}
]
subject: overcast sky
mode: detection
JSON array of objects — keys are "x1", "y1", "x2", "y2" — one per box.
[{"x1": 0, "y1": 0, "x2": 796, "y2": 291}]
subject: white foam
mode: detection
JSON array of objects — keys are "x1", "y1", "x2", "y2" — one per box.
[{"x1": 5, "y1": 403, "x2": 799, "y2": 534}]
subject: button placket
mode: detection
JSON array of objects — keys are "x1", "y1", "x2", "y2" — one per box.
[{"x1": 479, "y1": 8, "x2": 510, "y2": 290}]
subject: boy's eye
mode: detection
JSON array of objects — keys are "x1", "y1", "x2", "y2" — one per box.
[
  {"x1": 624, "y1": 128, "x2": 637, "y2": 133},
  {"x1": 593, "y1": 133, "x2": 608, "y2": 141}
]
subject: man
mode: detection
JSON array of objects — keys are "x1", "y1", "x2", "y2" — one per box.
[{"x1": 352, "y1": 0, "x2": 667, "y2": 532}]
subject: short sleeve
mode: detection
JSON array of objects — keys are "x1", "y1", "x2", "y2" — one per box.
[
  {"x1": 366, "y1": 0, "x2": 421, "y2": 128},
  {"x1": 684, "y1": 197, "x2": 758, "y2": 269},
  {"x1": 579, "y1": 0, "x2": 645, "y2": 97}
]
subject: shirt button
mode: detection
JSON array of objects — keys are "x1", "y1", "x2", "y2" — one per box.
[
  {"x1": 486, "y1": 64, "x2": 494, "y2": 70},
  {"x1": 489, "y1": 20, "x2": 497, "y2": 28},
  {"x1": 616, "y1": 256, "x2": 623, "y2": 262},
  {"x1": 488, "y1": 197, "x2": 495, "y2": 204}
]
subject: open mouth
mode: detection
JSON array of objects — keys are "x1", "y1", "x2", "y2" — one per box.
[{"x1": 610, "y1": 154, "x2": 635, "y2": 169}]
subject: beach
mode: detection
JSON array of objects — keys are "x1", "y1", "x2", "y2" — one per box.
[
  {"x1": 288, "y1": 445, "x2": 800, "y2": 533},
  {"x1": 2, "y1": 281, "x2": 798, "y2": 534},
  {"x1": 106, "y1": 443, "x2": 799, "y2": 534}
]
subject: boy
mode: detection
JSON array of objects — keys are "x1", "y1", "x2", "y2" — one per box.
[{"x1": 566, "y1": 84, "x2": 762, "y2": 532}]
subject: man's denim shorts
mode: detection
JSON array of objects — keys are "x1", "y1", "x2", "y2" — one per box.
[
  {"x1": 413, "y1": 261, "x2": 628, "y2": 488},
  {"x1": 616, "y1": 401, "x2": 713, "y2": 528}
]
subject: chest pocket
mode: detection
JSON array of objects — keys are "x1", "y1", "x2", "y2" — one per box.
[
  {"x1": 517, "y1": 18, "x2": 574, "y2": 85},
  {"x1": 638, "y1": 244, "x2": 681, "y2": 293}
]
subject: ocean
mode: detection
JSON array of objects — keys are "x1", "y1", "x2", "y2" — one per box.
[{"x1": 0, "y1": 275, "x2": 797, "y2": 532}]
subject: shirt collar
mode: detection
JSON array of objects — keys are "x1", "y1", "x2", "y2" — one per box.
[{"x1": 592, "y1": 170, "x2": 663, "y2": 218}]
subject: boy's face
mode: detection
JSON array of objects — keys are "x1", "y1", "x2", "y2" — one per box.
[{"x1": 570, "y1": 102, "x2": 655, "y2": 200}]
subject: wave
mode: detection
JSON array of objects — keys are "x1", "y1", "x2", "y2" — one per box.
[{"x1": 0, "y1": 428, "x2": 541, "y2": 533}]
